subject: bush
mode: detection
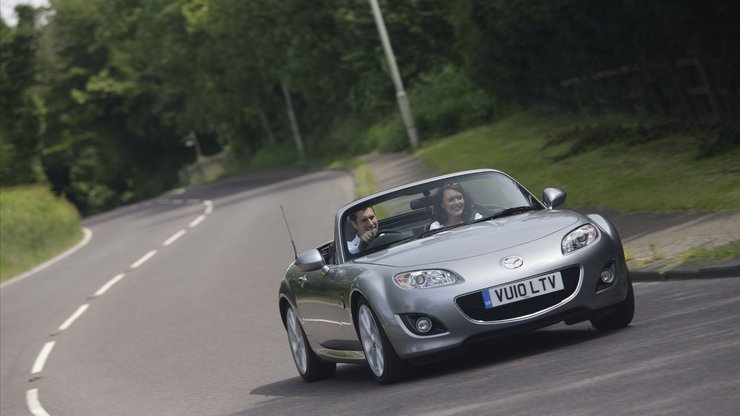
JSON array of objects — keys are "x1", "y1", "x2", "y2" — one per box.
[
  {"x1": 247, "y1": 142, "x2": 303, "y2": 170},
  {"x1": 544, "y1": 119, "x2": 740, "y2": 161},
  {"x1": 361, "y1": 67, "x2": 496, "y2": 152},
  {"x1": 696, "y1": 122, "x2": 740, "y2": 159},
  {"x1": 409, "y1": 67, "x2": 495, "y2": 141},
  {"x1": 306, "y1": 113, "x2": 381, "y2": 157},
  {"x1": 365, "y1": 115, "x2": 408, "y2": 152},
  {"x1": 0, "y1": 185, "x2": 82, "y2": 281}
]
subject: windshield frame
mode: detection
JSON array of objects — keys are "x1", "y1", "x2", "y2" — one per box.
[{"x1": 335, "y1": 169, "x2": 545, "y2": 262}]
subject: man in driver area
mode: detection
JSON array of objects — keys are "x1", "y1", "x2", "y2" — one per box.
[{"x1": 347, "y1": 205, "x2": 379, "y2": 254}]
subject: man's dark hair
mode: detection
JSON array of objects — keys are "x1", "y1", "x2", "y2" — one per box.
[{"x1": 348, "y1": 204, "x2": 374, "y2": 222}]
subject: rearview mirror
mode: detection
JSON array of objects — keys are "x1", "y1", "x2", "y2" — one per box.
[
  {"x1": 295, "y1": 249, "x2": 325, "y2": 272},
  {"x1": 543, "y1": 188, "x2": 566, "y2": 209}
]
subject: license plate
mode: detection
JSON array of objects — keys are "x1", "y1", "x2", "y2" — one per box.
[{"x1": 482, "y1": 272, "x2": 564, "y2": 309}]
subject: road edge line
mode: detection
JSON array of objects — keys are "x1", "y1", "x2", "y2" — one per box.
[{"x1": 1, "y1": 228, "x2": 93, "y2": 290}]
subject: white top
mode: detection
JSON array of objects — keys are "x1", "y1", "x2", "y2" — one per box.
[
  {"x1": 347, "y1": 234, "x2": 362, "y2": 254},
  {"x1": 429, "y1": 212, "x2": 483, "y2": 230}
]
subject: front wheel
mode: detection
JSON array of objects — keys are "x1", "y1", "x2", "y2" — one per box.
[
  {"x1": 357, "y1": 300, "x2": 405, "y2": 384},
  {"x1": 591, "y1": 279, "x2": 635, "y2": 331},
  {"x1": 285, "y1": 306, "x2": 336, "y2": 382}
]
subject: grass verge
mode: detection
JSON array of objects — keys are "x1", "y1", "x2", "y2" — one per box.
[
  {"x1": 326, "y1": 157, "x2": 377, "y2": 198},
  {"x1": 678, "y1": 241, "x2": 740, "y2": 263},
  {"x1": 0, "y1": 185, "x2": 82, "y2": 282},
  {"x1": 417, "y1": 112, "x2": 740, "y2": 212}
]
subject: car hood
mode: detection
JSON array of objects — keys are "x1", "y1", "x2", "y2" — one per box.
[{"x1": 356, "y1": 210, "x2": 582, "y2": 268}]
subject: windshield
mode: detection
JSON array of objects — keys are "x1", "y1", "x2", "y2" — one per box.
[{"x1": 341, "y1": 171, "x2": 542, "y2": 258}]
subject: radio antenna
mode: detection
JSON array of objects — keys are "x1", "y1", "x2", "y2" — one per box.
[{"x1": 280, "y1": 205, "x2": 298, "y2": 259}]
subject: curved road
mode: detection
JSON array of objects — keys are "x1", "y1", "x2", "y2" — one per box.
[{"x1": 1, "y1": 170, "x2": 739, "y2": 416}]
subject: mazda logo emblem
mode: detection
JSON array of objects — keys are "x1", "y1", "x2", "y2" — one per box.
[{"x1": 502, "y1": 256, "x2": 524, "y2": 269}]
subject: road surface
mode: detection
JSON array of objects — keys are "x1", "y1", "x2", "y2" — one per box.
[{"x1": 2, "y1": 170, "x2": 738, "y2": 416}]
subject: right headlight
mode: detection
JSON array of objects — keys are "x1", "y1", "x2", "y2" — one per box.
[
  {"x1": 561, "y1": 224, "x2": 599, "y2": 254},
  {"x1": 393, "y1": 270, "x2": 457, "y2": 289}
]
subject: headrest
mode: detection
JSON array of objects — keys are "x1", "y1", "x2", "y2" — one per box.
[{"x1": 410, "y1": 196, "x2": 434, "y2": 210}]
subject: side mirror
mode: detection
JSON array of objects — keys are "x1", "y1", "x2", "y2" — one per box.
[
  {"x1": 295, "y1": 249, "x2": 325, "y2": 272},
  {"x1": 543, "y1": 188, "x2": 566, "y2": 209}
]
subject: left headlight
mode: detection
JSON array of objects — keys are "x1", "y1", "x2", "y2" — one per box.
[
  {"x1": 562, "y1": 224, "x2": 599, "y2": 254},
  {"x1": 393, "y1": 270, "x2": 457, "y2": 289}
]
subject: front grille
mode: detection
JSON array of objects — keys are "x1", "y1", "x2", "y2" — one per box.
[{"x1": 455, "y1": 266, "x2": 581, "y2": 322}]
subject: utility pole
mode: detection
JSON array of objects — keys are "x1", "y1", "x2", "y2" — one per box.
[
  {"x1": 281, "y1": 83, "x2": 305, "y2": 156},
  {"x1": 368, "y1": 0, "x2": 419, "y2": 150}
]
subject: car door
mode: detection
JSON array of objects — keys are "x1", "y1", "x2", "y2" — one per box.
[{"x1": 292, "y1": 248, "x2": 347, "y2": 348}]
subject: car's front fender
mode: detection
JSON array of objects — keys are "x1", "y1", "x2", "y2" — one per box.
[{"x1": 587, "y1": 214, "x2": 628, "y2": 265}]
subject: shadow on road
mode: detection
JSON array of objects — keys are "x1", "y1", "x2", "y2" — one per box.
[
  {"x1": 407, "y1": 327, "x2": 603, "y2": 381},
  {"x1": 237, "y1": 326, "x2": 619, "y2": 416}
]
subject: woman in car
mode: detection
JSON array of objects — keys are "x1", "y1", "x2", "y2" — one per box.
[{"x1": 429, "y1": 182, "x2": 482, "y2": 230}]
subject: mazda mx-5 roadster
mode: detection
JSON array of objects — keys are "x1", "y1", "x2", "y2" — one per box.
[{"x1": 279, "y1": 169, "x2": 634, "y2": 384}]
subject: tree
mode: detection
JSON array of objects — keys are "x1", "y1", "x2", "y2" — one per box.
[
  {"x1": 0, "y1": 6, "x2": 45, "y2": 186},
  {"x1": 40, "y1": 0, "x2": 196, "y2": 214}
]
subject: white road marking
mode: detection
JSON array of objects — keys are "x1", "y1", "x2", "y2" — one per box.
[
  {"x1": 58, "y1": 304, "x2": 89, "y2": 331},
  {"x1": 26, "y1": 389, "x2": 50, "y2": 416},
  {"x1": 1, "y1": 228, "x2": 93, "y2": 289},
  {"x1": 19, "y1": 198, "x2": 215, "y2": 416},
  {"x1": 130, "y1": 250, "x2": 157, "y2": 269},
  {"x1": 94, "y1": 273, "x2": 126, "y2": 296},
  {"x1": 189, "y1": 215, "x2": 206, "y2": 228},
  {"x1": 31, "y1": 342, "x2": 55, "y2": 375},
  {"x1": 163, "y1": 230, "x2": 187, "y2": 246}
]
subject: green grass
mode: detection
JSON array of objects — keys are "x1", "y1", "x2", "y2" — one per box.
[
  {"x1": 350, "y1": 163, "x2": 377, "y2": 199},
  {"x1": 0, "y1": 185, "x2": 83, "y2": 282},
  {"x1": 233, "y1": 142, "x2": 305, "y2": 173},
  {"x1": 417, "y1": 112, "x2": 740, "y2": 212},
  {"x1": 326, "y1": 157, "x2": 398, "y2": 221},
  {"x1": 326, "y1": 157, "x2": 377, "y2": 199},
  {"x1": 679, "y1": 241, "x2": 740, "y2": 262}
]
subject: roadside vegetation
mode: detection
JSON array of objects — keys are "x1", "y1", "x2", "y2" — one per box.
[
  {"x1": 248, "y1": 109, "x2": 738, "y2": 212},
  {"x1": 0, "y1": 186, "x2": 82, "y2": 282},
  {"x1": 3, "y1": 1, "x2": 738, "y2": 216},
  {"x1": 2, "y1": 2, "x2": 737, "y2": 277},
  {"x1": 417, "y1": 112, "x2": 740, "y2": 212},
  {"x1": 679, "y1": 242, "x2": 740, "y2": 263}
]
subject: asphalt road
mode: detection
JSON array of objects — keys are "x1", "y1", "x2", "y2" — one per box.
[{"x1": 1, "y1": 170, "x2": 739, "y2": 416}]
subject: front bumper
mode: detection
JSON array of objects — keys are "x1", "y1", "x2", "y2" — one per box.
[{"x1": 376, "y1": 239, "x2": 630, "y2": 359}]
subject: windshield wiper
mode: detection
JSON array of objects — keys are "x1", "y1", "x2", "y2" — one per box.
[{"x1": 477, "y1": 206, "x2": 535, "y2": 222}]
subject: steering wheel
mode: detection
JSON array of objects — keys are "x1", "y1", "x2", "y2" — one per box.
[{"x1": 364, "y1": 230, "x2": 403, "y2": 251}]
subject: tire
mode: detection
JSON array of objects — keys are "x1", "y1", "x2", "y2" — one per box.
[
  {"x1": 357, "y1": 300, "x2": 405, "y2": 384},
  {"x1": 285, "y1": 306, "x2": 336, "y2": 382},
  {"x1": 591, "y1": 278, "x2": 635, "y2": 331}
]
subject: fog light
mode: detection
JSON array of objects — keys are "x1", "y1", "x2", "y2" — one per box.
[
  {"x1": 400, "y1": 314, "x2": 447, "y2": 335},
  {"x1": 596, "y1": 260, "x2": 618, "y2": 292},
  {"x1": 600, "y1": 268, "x2": 615, "y2": 284},
  {"x1": 415, "y1": 317, "x2": 432, "y2": 333}
]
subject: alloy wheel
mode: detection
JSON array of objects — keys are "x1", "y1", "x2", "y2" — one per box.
[
  {"x1": 286, "y1": 308, "x2": 308, "y2": 374},
  {"x1": 359, "y1": 304, "x2": 385, "y2": 377}
]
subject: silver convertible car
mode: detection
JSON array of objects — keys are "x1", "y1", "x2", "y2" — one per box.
[{"x1": 279, "y1": 169, "x2": 634, "y2": 384}]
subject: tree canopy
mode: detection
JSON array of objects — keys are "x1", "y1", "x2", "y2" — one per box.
[{"x1": 1, "y1": 0, "x2": 737, "y2": 215}]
